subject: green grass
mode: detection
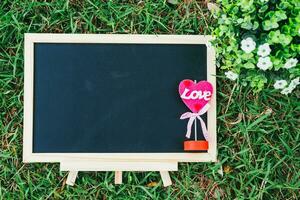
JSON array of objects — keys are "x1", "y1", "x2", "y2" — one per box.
[{"x1": 0, "y1": 0, "x2": 299, "y2": 199}]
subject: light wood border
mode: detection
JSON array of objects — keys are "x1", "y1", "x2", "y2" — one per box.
[
  {"x1": 60, "y1": 161, "x2": 178, "y2": 171},
  {"x1": 23, "y1": 34, "x2": 217, "y2": 163}
]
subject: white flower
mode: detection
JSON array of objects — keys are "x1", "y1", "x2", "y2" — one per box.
[
  {"x1": 257, "y1": 43, "x2": 271, "y2": 57},
  {"x1": 281, "y1": 87, "x2": 293, "y2": 95},
  {"x1": 290, "y1": 77, "x2": 300, "y2": 87},
  {"x1": 273, "y1": 80, "x2": 287, "y2": 89},
  {"x1": 280, "y1": 78, "x2": 299, "y2": 95},
  {"x1": 286, "y1": 77, "x2": 300, "y2": 91},
  {"x1": 257, "y1": 56, "x2": 272, "y2": 70},
  {"x1": 284, "y1": 58, "x2": 298, "y2": 69},
  {"x1": 241, "y1": 37, "x2": 256, "y2": 53},
  {"x1": 225, "y1": 71, "x2": 239, "y2": 81}
]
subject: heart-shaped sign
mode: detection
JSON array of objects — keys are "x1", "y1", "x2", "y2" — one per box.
[{"x1": 179, "y1": 79, "x2": 213, "y2": 113}]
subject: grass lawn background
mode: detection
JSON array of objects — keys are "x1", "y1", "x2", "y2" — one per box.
[{"x1": 0, "y1": 0, "x2": 299, "y2": 199}]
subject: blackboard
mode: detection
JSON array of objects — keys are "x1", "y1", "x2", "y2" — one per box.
[
  {"x1": 33, "y1": 43, "x2": 206, "y2": 153},
  {"x1": 23, "y1": 34, "x2": 217, "y2": 163}
]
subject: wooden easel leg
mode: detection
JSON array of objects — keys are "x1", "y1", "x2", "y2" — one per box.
[
  {"x1": 160, "y1": 171, "x2": 172, "y2": 187},
  {"x1": 66, "y1": 171, "x2": 78, "y2": 186},
  {"x1": 114, "y1": 171, "x2": 122, "y2": 184}
]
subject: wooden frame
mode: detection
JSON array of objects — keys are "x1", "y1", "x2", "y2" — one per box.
[{"x1": 23, "y1": 34, "x2": 217, "y2": 164}]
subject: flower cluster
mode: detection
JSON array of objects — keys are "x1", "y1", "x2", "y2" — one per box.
[
  {"x1": 276, "y1": 77, "x2": 300, "y2": 95},
  {"x1": 213, "y1": 0, "x2": 300, "y2": 94}
]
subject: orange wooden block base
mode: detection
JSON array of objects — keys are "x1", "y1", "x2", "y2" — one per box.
[{"x1": 184, "y1": 140, "x2": 209, "y2": 151}]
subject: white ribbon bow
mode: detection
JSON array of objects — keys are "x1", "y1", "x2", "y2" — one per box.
[{"x1": 180, "y1": 104, "x2": 210, "y2": 140}]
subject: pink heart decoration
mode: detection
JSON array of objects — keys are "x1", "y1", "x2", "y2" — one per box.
[{"x1": 179, "y1": 79, "x2": 213, "y2": 113}]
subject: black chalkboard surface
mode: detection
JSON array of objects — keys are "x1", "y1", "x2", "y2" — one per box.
[{"x1": 33, "y1": 43, "x2": 207, "y2": 153}]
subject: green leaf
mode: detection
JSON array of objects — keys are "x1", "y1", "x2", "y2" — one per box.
[
  {"x1": 290, "y1": 22, "x2": 300, "y2": 36},
  {"x1": 270, "y1": 18, "x2": 279, "y2": 28},
  {"x1": 279, "y1": 1, "x2": 292, "y2": 9},
  {"x1": 268, "y1": 30, "x2": 281, "y2": 44},
  {"x1": 266, "y1": 11, "x2": 275, "y2": 18},
  {"x1": 239, "y1": 0, "x2": 254, "y2": 11},
  {"x1": 281, "y1": 25, "x2": 291, "y2": 34},
  {"x1": 272, "y1": 57, "x2": 284, "y2": 70},
  {"x1": 259, "y1": 5, "x2": 268, "y2": 13},
  {"x1": 274, "y1": 10, "x2": 287, "y2": 21},
  {"x1": 241, "y1": 53, "x2": 254, "y2": 60},
  {"x1": 252, "y1": 21, "x2": 259, "y2": 30},
  {"x1": 237, "y1": 18, "x2": 243, "y2": 24},
  {"x1": 246, "y1": 73, "x2": 267, "y2": 92},
  {"x1": 241, "y1": 22, "x2": 252, "y2": 30},
  {"x1": 234, "y1": 57, "x2": 242, "y2": 65},
  {"x1": 217, "y1": 25, "x2": 229, "y2": 36},
  {"x1": 219, "y1": 25, "x2": 228, "y2": 31},
  {"x1": 243, "y1": 62, "x2": 255, "y2": 69},
  {"x1": 279, "y1": 34, "x2": 293, "y2": 46},
  {"x1": 291, "y1": 44, "x2": 300, "y2": 53},
  {"x1": 262, "y1": 20, "x2": 272, "y2": 30}
]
